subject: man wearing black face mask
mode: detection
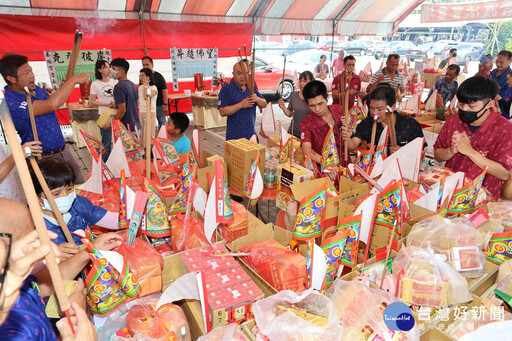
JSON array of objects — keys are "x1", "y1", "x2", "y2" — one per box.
[{"x1": 434, "y1": 76, "x2": 512, "y2": 199}]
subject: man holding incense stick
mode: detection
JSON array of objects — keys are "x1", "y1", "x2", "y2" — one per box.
[
  {"x1": 341, "y1": 85, "x2": 423, "y2": 154},
  {"x1": 218, "y1": 60, "x2": 266, "y2": 140},
  {"x1": 332, "y1": 55, "x2": 361, "y2": 111},
  {"x1": 0, "y1": 54, "x2": 89, "y2": 184}
]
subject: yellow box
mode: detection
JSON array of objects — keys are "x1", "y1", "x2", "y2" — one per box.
[
  {"x1": 276, "y1": 163, "x2": 313, "y2": 210},
  {"x1": 225, "y1": 139, "x2": 265, "y2": 194}
]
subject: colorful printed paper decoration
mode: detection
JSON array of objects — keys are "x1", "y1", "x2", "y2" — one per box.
[
  {"x1": 321, "y1": 232, "x2": 348, "y2": 289},
  {"x1": 293, "y1": 182, "x2": 327, "y2": 240},
  {"x1": 143, "y1": 178, "x2": 171, "y2": 237},
  {"x1": 278, "y1": 123, "x2": 289, "y2": 164},
  {"x1": 169, "y1": 166, "x2": 197, "y2": 216},
  {"x1": 303, "y1": 154, "x2": 321, "y2": 179},
  {"x1": 448, "y1": 166, "x2": 487, "y2": 214},
  {"x1": 153, "y1": 137, "x2": 180, "y2": 165},
  {"x1": 374, "y1": 180, "x2": 403, "y2": 233},
  {"x1": 485, "y1": 231, "x2": 512, "y2": 265},
  {"x1": 111, "y1": 119, "x2": 144, "y2": 156},
  {"x1": 338, "y1": 214, "x2": 362, "y2": 268},
  {"x1": 243, "y1": 153, "x2": 263, "y2": 206},
  {"x1": 119, "y1": 169, "x2": 127, "y2": 229},
  {"x1": 321, "y1": 127, "x2": 339, "y2": 173},
  {"x1": 79, "y1": 130, "x2": 104, "y2": 162}
]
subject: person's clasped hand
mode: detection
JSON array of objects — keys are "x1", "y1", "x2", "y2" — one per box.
[{"x1": 22, "y1": 141, "x2": 42, "y2": 158}]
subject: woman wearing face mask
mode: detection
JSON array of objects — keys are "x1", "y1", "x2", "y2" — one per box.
[
  {"x1": 138, "y1": 68, "x2": 158, "y2": 148},
  {"x1": 30, "y1": 158, "x2": 119, "y2": 259},
  {"x1": 434, "y1": 76, "x2": 512, "y2": 199},
  {"x1": 278, "y1": 71, "x2": 314, "y2": 138}
]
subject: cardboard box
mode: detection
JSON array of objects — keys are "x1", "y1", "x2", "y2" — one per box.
[
  {"x1": 338, "y1": 176, "x2": 370, "y2": 201},
  {"x1": 421, "y1": 72, "x2": 442, "y2": 88},
  {"x1": 267, "y1": 134, "x2": 304, "y2": 165},
  {"x1": 196, "y1": 150, "x2": 228, "y2": 194},
  {"x1": 420, "y1": 327, "x2": 456, "y2": 341},
  {"x1": 225, "y1": 139, "x2": 265, "y2": 193},
  {"x1": 276, "y1": 163, "x2": 313, "y2": 210}
]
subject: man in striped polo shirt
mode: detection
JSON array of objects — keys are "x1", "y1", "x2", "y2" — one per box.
[{"x1": 367, "y1": 54, "x2": 405, "y2": 102}]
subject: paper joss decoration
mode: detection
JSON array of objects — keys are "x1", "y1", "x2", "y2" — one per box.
[
  {"x1": 374, "y1": 180, "x2": 404, "y2": 234},
  {"x1": 169, "y1": 166, "x2": 197, "y2": 216},
  {"x1": 143, "y1": 178, "x2": 170, "y2": 237},
  {"x1": 119, "y1": 169, "x2": 128, "y2": 229},
  {"x1": 485, "y1": 231, "x2": 512, "y2": 265},
  {"x1": 191, "y1": 129, "x2": 203, "y2": 168},
  {"x1": 448, "y1": 166, "x2": 487, "y2": 214},
  {"x1": 111, "y1": 119, "x2": 144, "y2": 156},
  {"x1": 260, "y1": 102, "x2": 276, "y2": 139},
  {"x1": 243, "y1": 153, "x2": 263, "y2": 206},
  {"x1": 278, "y1": 122, "x2": 289, "y2": 164},
  {"x1": 321, "y1": 127, "x2": 339, "y2": 173},
  {"x1": 303, "y1": 154, "x2": 321, "y2": 179},
  {"x1": 79, "y1": 130, "x2": 104, "y2": 160},
  {"x1": 127, "y1": 191, "x2": 149, "y2": 246},
  {"x1": 321, "y1": 232, "x2": 348, "y2": 289},
  {"x1": 338, "y1": 214, "x2": 363, "y2": 268},
  {"x1": 305, "y1": 239, "x2": 328, "y2": 291},
  {"x1": 153, "y1": 137, "x2": 180, "y2": 165},
  {"x1": 106, "y1": 138, "x2": 132, "y2": 178},
  {"x1": 293, "y1": 182, "x2": 326, "y2": 240}
]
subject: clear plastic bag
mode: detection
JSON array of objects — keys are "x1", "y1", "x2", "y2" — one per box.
[
  {"x1": 327, "y1": 279, "x2": 420, "y2": 341},
  {"x1": 252, "y1": 289, "x2": 343, "y2": 341},
  {"x1": 197, "y1": 323, "x2": 249, "y2": 341},
  {"x1": 497, "y1": 259, "x2": 512, "y2": 296},
  {"x1": 487, "y1": 201, "x2": 512, "y2": 231},
  {"x1": 477, "y1": 218, "x2": 505, "y2": 247},
  {"x1": 393, "y1": 246, "x2": 472, "y2": 307},
  {"x1": 407, "y1": 215, "x2": 486, "y2": 278}
]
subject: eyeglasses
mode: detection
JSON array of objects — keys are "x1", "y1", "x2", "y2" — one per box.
[{"x1": 0, "y1": 232, "x2": 12, "y2": 311}]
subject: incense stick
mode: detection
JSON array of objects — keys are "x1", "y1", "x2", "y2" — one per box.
[
  {"x1": 0, "y1": 98, "x2": 73, "y2": 329},
  {"x1": 65, "y1": 30, "x2": 83, "y2": 81},
  {"x1": 369, "y1": 115, "x2": 378, "y2": 149},
  {"x1": 145, "y1": 88, "x2": 152, "y2": 179},
  {"x1": 281, "y1": 55, "x2": 287, "y2": 97},
  {"x1": 344, "y1": 75, "x2": 351, "y2": 163},
  {"x1": 24, "y1": 87, "x2": 39, "y2": 145},
  {"x1": 28, "y1": 156, "x2": 75, "y2": 244}
]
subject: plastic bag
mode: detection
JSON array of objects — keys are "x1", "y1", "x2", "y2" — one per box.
[
  {"x1": 497, "y1": 260, "x2": 512, "y2": 296},
  {"x1": 487, "y1": 201, "x2": 512, "y2": 231},
  {"x1": 126, "y1": 302, "x2": 190, "y2": 341},
  {"x1": 115, "y1": 233, "x2": 164, "y2": 297},
  {"x1": 407, "y1": 215, "x2": 486, "y2": 278},
  {"x1": 327, "y1": 279, "x2": 420, "y2": 341},
  {"x1": 477, "y1": 218, "x2": 504, "y2": 247},
  {"x1": 197, "y1": 324, "x2": 249, "y2": 341},
  {"x1": 393, "y1": 246, "x2": 472, "y2": 307},
  {"x1": 218, "y1": 201, "x2": 248, "y2": 243},
  {"x1": 239, "y1": 239, "x2": 307, "y2": 292},
  {"x1": 253, "y1": 289, "x2": 343, "y2": 341},
  {"x1": 170, "y1": 214, "x2": 209, "y2": 252}
]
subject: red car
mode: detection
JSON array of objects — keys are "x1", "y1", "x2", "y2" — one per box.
[{"x1": 253, "y1": 57, "x2": 296, "y2": 101}]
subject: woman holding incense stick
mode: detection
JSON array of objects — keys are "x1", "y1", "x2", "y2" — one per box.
[
  {"x1": 90, "y1": 60, "x2": 117, "y2": 162},
  {"x1": 314, "y1": 55, "x2": 329, "y2": 80},
  {"x1": 278, "y1": 71, "x2": 314, "y2": 138}
]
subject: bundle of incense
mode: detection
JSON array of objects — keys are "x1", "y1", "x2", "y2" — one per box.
[
  {"x1": 127, "y1": 191, "x2": 149, "y2": 246},
  {"x1": 369, "y1": 115, "x2": 378, "y2": 149},
  {"x1": 119, "y1": 169, "x2": 127, "y2": 229},
  {"x1": 24, "y1": 86, "x2": 39, "y2": 143},
  {"x1": 238, "y1": 45, "x2": 254, "y2": 94},
  {"x1": 386, "y1": 106, "x2": 397, "y2": 148},
  {"x1": 203, "y1": 251, "x2": 251, "y2": 257},
  {"x1": 0, "y1": 97, "x2": 74, "y2": 332},
  {"x1": 65, "y1": 30, "x2": 83, "y2": 81},
  {"x1": 344, "y1": 76, "x2": 351, "y2": 163}
]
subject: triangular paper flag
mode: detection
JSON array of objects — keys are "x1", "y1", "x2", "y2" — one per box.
[
  {"x1": 111, "y1": 119, "x2": 143, "y2": 156},
  {"x1": 338, "y1": 214, "x2": 362, "y2": 268},
  {"x1": 321, "y1": 127, "x2": 339, "y2": 173},
  {"x1": 106, "y1": 138, "x2": 131, "y2": 178},
  {"x1": 448, "y1": 167, "x2": 487, "y2": 214},
  {"x1": 374, "y1": 180, "x2": 405, "y2": 234},
  {"x1": 321, "y1": 232, "x2": 348, "y2": 289},
  {"x1": 204, "y1": 177, "x2": 218, "y2": 243},
  {"x1": 260, "y1": 102, "x2": 276, "y2": 139},
  {"x1": 78, "y1": 157, "x2": 103, "y2": 195},
  {"x1": 354, "y1": 194, "x2": 378, "y2": 263},
  {"x1": 169, "y1": 166, "x2": 196, "y2": 216},
  {"x1": 370, "y1": 158, "x2": 410, "y2": 213},
  {"x1": 191, "y1": 129, "x2": 202, "y2": 168},
  {"x1": 373, "y1": 137, "x2": 424, "y2": 182},
  {"x1": 425, "y1": 89, "x2": 438, "y2": 112},
  {"x1": 311, "y1": 243, "x2": 327, "y2": 290},
  {"x1": 79, "y1": 130, "x2": 104, "y2": 162},
  {"x1": 193, "y1": 186, "x2": 207, "y2": 217},
  {"x1": 243, "y1": 153, "x2": 263, "y2": 206},
  {"x1": 143, "y1": 178, "x2": 170, "y2": 237},
  {"x1": 278, "y1": 122, "x2": 290, "y2": 164},
  {"x1": 153, "y1": 137, "x2": 180, "y2": 165}
]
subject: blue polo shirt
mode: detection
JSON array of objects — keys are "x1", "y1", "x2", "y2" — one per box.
[
  {"x1": 490, "y1": 66, "x2": 511, "y2": 97},
  {"x1": 4, "y1": 86, "x2": 65, "y2": 152},
  {"x1": 218, "y1": 80, "x2": 263, "y2": 140}
]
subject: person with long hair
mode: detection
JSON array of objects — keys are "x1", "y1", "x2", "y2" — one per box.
[{"x1": 138, "y1": 68, "x2": 158, "y2": 148}]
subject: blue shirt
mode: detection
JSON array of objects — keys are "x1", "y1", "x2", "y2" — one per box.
[
  {"x1": 498, "y1": 85, "x2": 512, "y2": 119},
  {"x1": 218, "y1": 80, "x2": 263, "y2": 140},
  {"x1": 44, "y1": 195, "x2": 107, "y2": 244},
  {"x1": 490, "y1": 67, "x2": 511, "y2": 97},
  {"x1": 114, "y1": 80, "x2": 140, "y2": 132},
  {"x1": 0, "y1": 276, "x2": 57, "y2": 340},
  {"x1": 427, "y1": 77, "x2": 458, "y2": 103},
  {"x1": 172, "y1": 134, "x2": 191, "y2": 154},
  {"x1": 4, "y1": 86, "x2": 65, "y2": 152}
]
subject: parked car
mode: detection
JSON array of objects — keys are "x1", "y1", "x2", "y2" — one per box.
[
  {"x1": 286, "y1": 50, "x2": 334, "y2": 75},
  {"x1": 375, "y1": 41, "x2": 416, "y2": 59},
  {"x1": 252, "y1": 57, "x2": 296, "y2": 101},
  {"x1": 319, "y1": 40, "x2": 346, "y2": 51},
  {"x1": 339, "y1": 41, "x2": 373, "y2": 56},
  {"x1": 264, "y1": 42, "x2": 317, "y2": 57},
  {"x1": 454, "y1": 43, "x2": 487, "y2": 65},
  {"x1": 406, "y1": 43, "x2": 445, "y2": 61}
]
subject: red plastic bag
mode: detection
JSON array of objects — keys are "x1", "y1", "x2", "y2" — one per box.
[
  {"x1": 115, "y1": 234, "x2": 164, "y2": 297},
  {"x1": 170, "y1": 214, "x2": 209, "y2": 252}
]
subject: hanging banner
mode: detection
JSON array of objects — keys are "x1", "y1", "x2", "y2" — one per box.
[
  {"x1": 170, "y1": 48, "x2": 218, "y2": 91},
  {"x1": 44, "y1": 49, "x2": 112, "y2": 89},
  {"x1": 421, "y1": 1, "x2": 512, "y2": 23}
]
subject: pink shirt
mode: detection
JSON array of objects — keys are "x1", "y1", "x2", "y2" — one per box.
[
  {"x1": 331, "y1": 73, "x2": 361, "y2": 109},
  {"x1": 332, "y1": 59, "x2": 344, "y2": 75},
  {"x1": 434, "y1": 109, "x2": 512, "y2": 198},
  {"x1": 0, "y1": 147, "x2": 22, "y2": 202}
]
